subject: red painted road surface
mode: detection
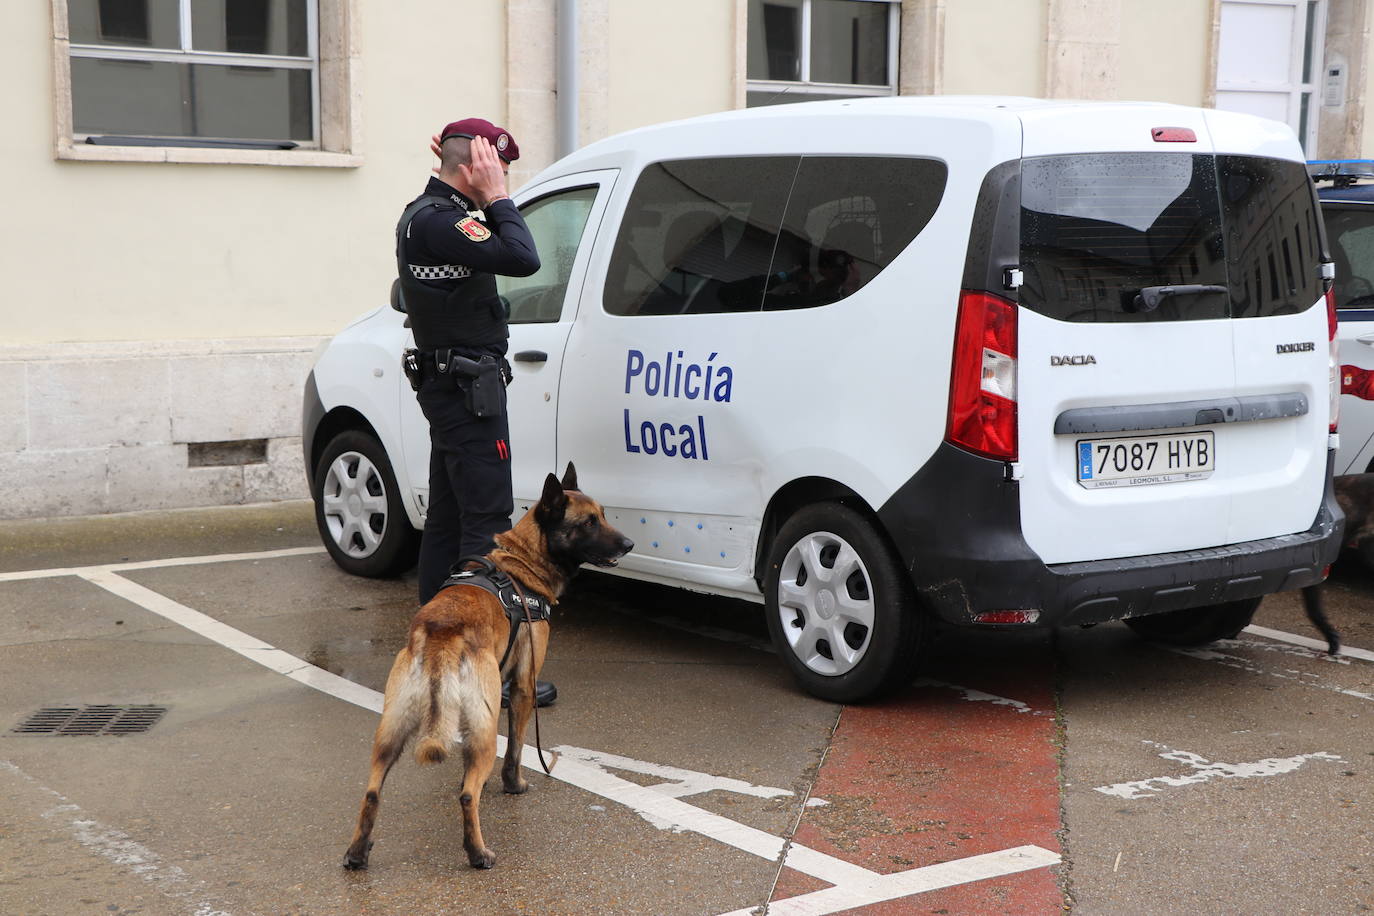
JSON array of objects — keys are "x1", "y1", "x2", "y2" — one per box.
[{"x1": 774, "y1": 637, "x2": 1065, "y2": 913}]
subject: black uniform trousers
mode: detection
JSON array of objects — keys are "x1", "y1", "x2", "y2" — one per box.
[{"x1": 416, "y1": 370, "x2": 513, "y2": 604}]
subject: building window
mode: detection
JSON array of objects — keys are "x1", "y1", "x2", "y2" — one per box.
[
  {"x1": 65, "y1": 0, "x2": 316, "y2": 148},
  {"x1": 746, "y1": 0, "x2": 899, "y2": 107}
]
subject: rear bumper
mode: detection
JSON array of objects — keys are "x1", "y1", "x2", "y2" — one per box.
[{"x1": 876, "y1": 444, "x2": 1345, "y2": 627}]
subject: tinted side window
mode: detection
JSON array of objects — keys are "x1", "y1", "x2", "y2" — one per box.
[
  {"x1": 1325, "y1": 206, "x2": 1374, "y2": 309},
  {"x1": 603, "y1": 155, "x2": 947, "y2": 316},
  {"x1": 603, "y1": 157, "x2": 796, "y2": 316},
  {"x1": 1020, "y1": 154, "x2": 1229, "y2": 323},
  {"x1": 764, "y1": 157, "x2": 947, "y2": 310},
  {"x1": 497, "y1": 185, "x2": 598, "y2": 323},
  {"x1": 1217, "y1": 155, "x2": 1323, "y2": 318}
]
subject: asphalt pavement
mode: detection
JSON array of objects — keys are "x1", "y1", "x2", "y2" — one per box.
[{"x1": 1, "y1": 501, "x2": 1371, "y2": 914}]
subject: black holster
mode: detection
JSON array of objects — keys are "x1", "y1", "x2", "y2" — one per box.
[
  {"x1": 402, "y1": 348, "x2": 423, "y2": 392},
  {"x1": 461, "y1": 360, "x2": 505, "y2": 417}
]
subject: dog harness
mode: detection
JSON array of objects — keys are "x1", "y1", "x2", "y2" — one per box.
[{"x1": 438, "y1": 556, "x2": 552, "y2": 669}]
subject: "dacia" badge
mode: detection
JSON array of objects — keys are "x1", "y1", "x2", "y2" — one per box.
[{"x1": 456, "y1": 217, "x2": 491, "y2": 242}]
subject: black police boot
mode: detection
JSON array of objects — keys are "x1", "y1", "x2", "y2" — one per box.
[{"x1": 501, "y1": 679, "x2": 557, "y2": 709}]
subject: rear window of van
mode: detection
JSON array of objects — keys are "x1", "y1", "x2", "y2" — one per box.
[
  {"x1": 603, "y1": 155, "x2": 947, "y2": 316},
  {"x1": 1019, "y1": 153, "x2": 1322, "y2": 323}
]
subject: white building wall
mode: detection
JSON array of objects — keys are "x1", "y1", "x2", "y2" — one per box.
[
  {"x1": 1, "y1": 0, "x2": 740, "y2": 520},
  {"x1": 3, "y1": 0, "x2": 1369, "y2": 520}
]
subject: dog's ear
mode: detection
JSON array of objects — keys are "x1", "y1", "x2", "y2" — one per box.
[
  {"x1": 535, "y1": 471, "x2": 567, "y2": 526},
  {"x1": 561, "y1": 461, "x2": 579, "y2": 492}
]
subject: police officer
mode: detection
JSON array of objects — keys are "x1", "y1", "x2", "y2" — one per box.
[
  {"x1": 400, "y1": 117, "x2": 535, "y2": 600},
  {"x1": 397, "y1": 118, "x2": 556, "y2": 705}
]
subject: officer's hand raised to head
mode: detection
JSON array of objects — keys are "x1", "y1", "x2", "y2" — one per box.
[{"x1": 460, "y1": 136, "x2": 509, "y2": 209}]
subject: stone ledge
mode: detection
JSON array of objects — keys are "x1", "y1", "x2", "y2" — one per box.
[
  {"x1": 56, "y1": 143, "x2": 363, "y2": 169},
  {"x1": 0, "y1": 336, "x2": 329, "y2": 363}
]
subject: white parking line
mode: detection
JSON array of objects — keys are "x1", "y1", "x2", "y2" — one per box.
[
  {"x1": 1095, "y1": 741, "x2": 1343, "y2": 800},
  {"x1": 79, "y1": 569, "x2": 384, "y2": 714},
  {"x1": 0, "y1": 546, "x2": 327, "y2": 583},
  {"x1": 1243, "y1": 624, "x2": 1374, "y2": 663},
  {"x1": 913, "y1": 678, "x2": 1043, "y2": 714},
  {"x1": 7, "y1": 549, "x2": 1061, "y2": 914},
  {"x1": 2, "y1": 760, "x2": 232, "y2": 916},
  {"x1": 717, "y1": 846, "x2": 1062, "y2": 916},
  {"x1": 1175, "y1": 644, "x2": 1374, "y2": 703},
  {"x1": 558, "y1": 745, "x2": 800, "y2": 802}
]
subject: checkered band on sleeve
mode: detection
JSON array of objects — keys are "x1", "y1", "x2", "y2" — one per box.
[{"x1": 409, "y1": 264, "x2": 472, "y2": 280}]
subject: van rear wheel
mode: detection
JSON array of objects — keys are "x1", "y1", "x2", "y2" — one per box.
[
  {"x1": 1122, "y1": 597, "x2": 1261, "y2": 646},
  {"x1": 764, "y1": 503, "x2": 925, "y2": 703}
]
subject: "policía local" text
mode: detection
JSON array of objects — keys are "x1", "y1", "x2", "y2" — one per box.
[{"x1": 623, "y1": 349, "x2": 734, "y2": 460}]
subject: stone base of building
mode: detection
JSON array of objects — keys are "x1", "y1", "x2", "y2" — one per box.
[{"x1": 0, "y1": 337, "x2": 325, "y2": 520}]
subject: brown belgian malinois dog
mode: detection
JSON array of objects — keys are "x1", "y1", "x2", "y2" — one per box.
[{"x1": 343, "y1": 463, "x2": 632, "y2": 870}]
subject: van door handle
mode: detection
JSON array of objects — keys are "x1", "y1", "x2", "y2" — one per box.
[
  {"x1": 1055, "y1": 392, "x2": 1308, "y2": 434},
  {"x1": 1356, "y1": 335, "x2": 1374, "y2": 346},
  {"x1": 513, "y1": 350, "x2": 548, "y2": 363}
]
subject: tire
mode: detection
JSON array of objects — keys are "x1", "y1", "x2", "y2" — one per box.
[
  {"x1": 763, "y1": 502, "x2": 925, "y2": 703},
  {"x1": 313, "y1": 429, "x2": 419, "y2": 578},
  {"x1": 1122, "y1": 597, "x2": 1261, "y2": 646}
]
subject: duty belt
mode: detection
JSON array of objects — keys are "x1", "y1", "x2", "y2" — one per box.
[{"x1": 438, "y1": 556, "x2": 551, "y2": 669}]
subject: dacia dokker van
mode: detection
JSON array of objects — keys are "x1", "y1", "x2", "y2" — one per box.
[{"x1": 304, "y1": 97, "x2": 1343, "y2": 702}]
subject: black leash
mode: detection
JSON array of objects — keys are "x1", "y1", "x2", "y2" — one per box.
[{"x1": 507, "y1": 576, "x2": 553, "y2": 775}]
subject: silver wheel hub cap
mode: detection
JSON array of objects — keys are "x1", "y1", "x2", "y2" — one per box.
[
  {"x1": 321, "y1": 450, "x2": 389, "y2": 559},
  {"x1": 776, "y1": 530, "x2": 875, "y2": 677}
]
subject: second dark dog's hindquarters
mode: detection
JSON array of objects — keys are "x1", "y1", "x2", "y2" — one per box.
[{"x1": 1300, "y1": 584, "x2": 1342, "y2": 656}]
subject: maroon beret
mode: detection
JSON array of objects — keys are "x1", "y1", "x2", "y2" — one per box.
[{"x1": 439, "y1": 117, "x2": 520, "y2": 163}]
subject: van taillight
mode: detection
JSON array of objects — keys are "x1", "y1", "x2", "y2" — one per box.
[
  {"x1": 947, "y1": 290, "x2": 1018, "y2": 461},
  {"x1": 1328, "y1": 286, "x2": 1340, "y2": 433}
]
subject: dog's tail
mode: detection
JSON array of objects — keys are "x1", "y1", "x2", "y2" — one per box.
[{"x1": 414, "y1": 625, "x2": 497, "y2": 766}]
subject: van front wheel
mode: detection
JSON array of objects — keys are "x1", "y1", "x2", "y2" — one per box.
[
  {"x1": 1122, "y1": 597, "x2": 1261, "y2": 646},
  {"x1": 313, "y1": 429, "x2": 419, "y2": 578},
  {"x1": 764, "y1": 503, "x2": 924, "y2": 703}
]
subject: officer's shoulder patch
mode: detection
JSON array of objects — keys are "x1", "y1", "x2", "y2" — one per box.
[{"x1": 455, "y1": 217, "x2": 491, "y2": 242}]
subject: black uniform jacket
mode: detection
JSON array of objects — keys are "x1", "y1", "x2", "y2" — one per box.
[{"x1": 399, "y1": 177, "x2": 540, "y2": 355}]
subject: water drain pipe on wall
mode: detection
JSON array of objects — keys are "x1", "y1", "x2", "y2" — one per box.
[{"x1": 557, "y1": 0, "x2": 579, "y2": 159}]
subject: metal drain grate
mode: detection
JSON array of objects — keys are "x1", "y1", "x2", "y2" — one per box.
[{"x1": 9, "y1": 705, "x2": 167, "y2": 737}]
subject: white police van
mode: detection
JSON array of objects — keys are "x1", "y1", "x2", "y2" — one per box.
[{"x1": 304, "y1": 97, "x2": 1343, "y2": 702}]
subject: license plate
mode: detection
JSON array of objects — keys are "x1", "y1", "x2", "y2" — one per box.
[{"x1": 1076, "y1": 432, "x2": 1215, "y2": 489}]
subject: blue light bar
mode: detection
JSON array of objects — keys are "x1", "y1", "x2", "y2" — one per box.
[{"x1": 1308, "y1": 159, "x2": 1374, "y2": 182}]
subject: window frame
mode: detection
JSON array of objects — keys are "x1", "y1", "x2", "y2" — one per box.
[
  {"x1": 746, "y1": 0, "x2": 900, "y2": 105},
  {"x1": 51, "y1": 0, "x2": 361, "y2": 167},
  {"x1": 1214, "y1": 0, "x2": 1327, "y2": 153},
  {"x1": 601, "y1": 153, "x2": 948, "y2": 317}
]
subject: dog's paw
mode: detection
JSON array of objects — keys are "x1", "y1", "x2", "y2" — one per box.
[{"x1": 342, "y1": 839, "x2": 373, "y2": 870}]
